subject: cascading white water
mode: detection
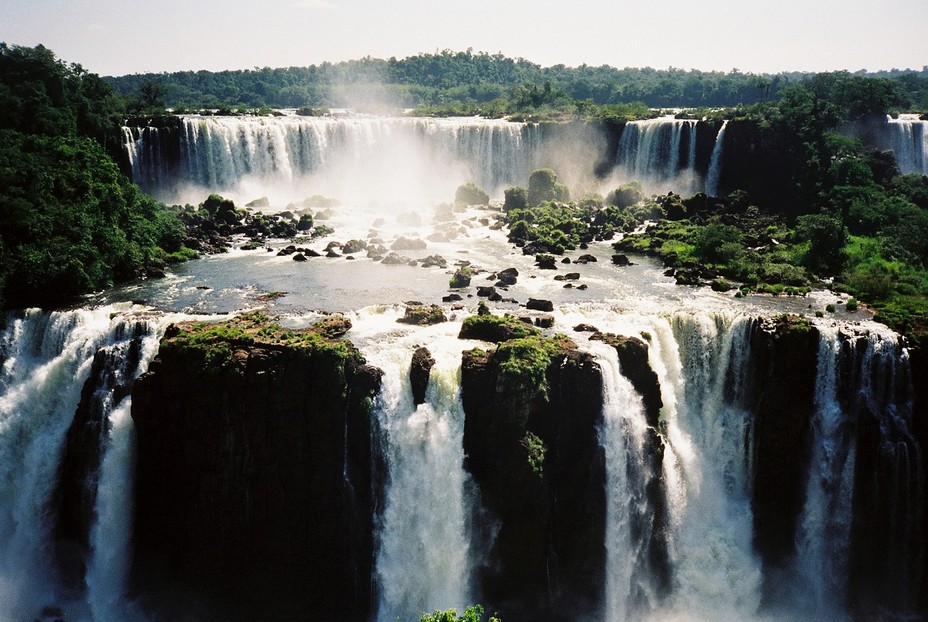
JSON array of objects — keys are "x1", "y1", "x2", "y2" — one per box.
[
  {"x1": 792, "y1": 324, "x2": 855, "y2": 619},
  {"x1": 616, "y1": 117, "x2": 700, "y2": 195},
  {"x1": 589, "y1": 340, "x2": 650, "y2": 622},
  {"x1": 649, "y1": 313, "x2": 762, "y2": 621},
  {"x1": 0, "y1": 307, "x2": 167, "y2": 621},
  {"x1": 84, "y1": 325, "x2": 164, "y2": 622},
  {"x1": 123, "y1": 114, "x2": 541, "y2": 204},
  {"x1": 705, "y1": 121, "x2": 728, "y2": 197},
  {"x1": 353, "y1": 312, "x2": 475, "y2": 620},
  {"x1": 886, "y1": 114, "x2": 928, "y2": 175}
]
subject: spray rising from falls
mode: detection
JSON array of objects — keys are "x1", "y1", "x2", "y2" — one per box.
[
  {"x1": 0, "y1": 307, "x2": 168, "y2": 621},
  {"x1": 886, "y1": 114, "x2": 928, "y2": 175},
  {"x1": 123, "y1": 115, "x2": 542, "y2": 204}
]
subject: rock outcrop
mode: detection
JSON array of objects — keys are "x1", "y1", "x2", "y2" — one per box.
[
  {"x1": 460, "y1": 325, "x2": 606, "y2": 620},
  {"x1": 129, "y1": 312, "x2": 380, "y2": 621}
]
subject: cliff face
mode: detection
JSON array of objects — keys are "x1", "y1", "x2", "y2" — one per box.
[
  {"x1": 749, "y1": 316, "x2": 819, "y2": 592},
  {"x1": 461, "y1": 336, "x2": 606, "y2": 621},
  {"x1": 129, "y1": 312, "x2": 380, "y2": 621}
]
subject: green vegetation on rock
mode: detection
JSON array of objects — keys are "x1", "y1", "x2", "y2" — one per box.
[
  {"x1": 421, "y1": 604, "x2": 501, "y2": 622},
  {"x1": 162, "y1": 311, "x2": 360, "y2": 372}
]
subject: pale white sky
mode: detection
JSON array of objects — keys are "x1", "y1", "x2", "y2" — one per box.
[{"x1": 2, "y1": 0, "x2": 926, "y2": 76}]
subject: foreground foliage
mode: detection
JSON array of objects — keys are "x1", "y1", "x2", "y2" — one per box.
[{"x1": 0, "y1": 43, "x2": 191, "y2": 308}]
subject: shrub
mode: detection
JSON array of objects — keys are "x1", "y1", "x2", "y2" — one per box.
[
  {"x1": 503, "y1": 186, "x2": 527, "y2": 212},
  {"x1": 527, "y1": 168, "x2": 569, "y2": 206},
  {"x1": 455, "y1": 182, "x2": 489, "y2": 206}
]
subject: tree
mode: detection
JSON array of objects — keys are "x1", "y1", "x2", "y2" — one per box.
[
  {"x1": 503, "y1": 186, "x2": 527, "y2": 212},
  {"x1": 527, "y1": 168, "x2": 569, "y2": 206},
  {"x1": 796, "y1": 213, "x2": 846, "y2": 273}
]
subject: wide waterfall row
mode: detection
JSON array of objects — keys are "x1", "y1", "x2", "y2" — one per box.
[
  {"x1": 1, "y1": 308, "x2": 924, "y2": 621},
  {"x1": 887, "y1": 114, "x2": 928, "y2": 175},
  {"x1": 123, "y1": 115, "x2": 541, "y2": 202},
  {"x1": 615, "y1": 117, "x2": 727, "y2": 196}
]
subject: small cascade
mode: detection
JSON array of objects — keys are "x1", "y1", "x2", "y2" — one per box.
[
  {"x1": 705, "y1": 121, "x2": 728, "y2": 197},
  {"x1": 357, "y1": 317, "x2": 474, "y2": 620},
  {"x1": 123, "y1": 115, "x2": 541, "y2": 203},
  {"x1": 615, "y1": 117, "x2": 700, "y2": 194},
  {"x1": 841, "y1": 326, "x2": 923, "y2": 615},
  {"x1": 589, "y1": 341, "x2": 652, "y2": 621},
  {"x1": 0, "y1": 307, "x2": 166, "y2": 621},
  {"x1": 650, "y1": 313, "x2": 762, "y2": 621},
  {"x1": 886, "y1": 114, "x2": 928, "y2": 175}
]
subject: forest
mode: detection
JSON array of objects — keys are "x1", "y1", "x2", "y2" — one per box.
[
  {"x1": 103, "y1": 48, "x2": 928, "y2": 117},
  {"x1": 2, "y1": 42, "x2": 928, "y2": 342}
]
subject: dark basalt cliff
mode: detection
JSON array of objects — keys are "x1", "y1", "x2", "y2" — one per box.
[
  {"x1": 129, "y1": 312, "x2": 381, "y2": 621},
  {"x1": 461, "y1": 334, "x2": 606, "y2": 621},
  {"x1": 460, "y1": 326, "x2": 669, "y2": 621},
  {"x1": 749, "y1": 315, "x2": 820, "y2": 574}
]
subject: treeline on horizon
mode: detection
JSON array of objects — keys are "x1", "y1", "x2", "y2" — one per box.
[{"x1": 102, "y1": 48, "x2": 928, "y2": 115}]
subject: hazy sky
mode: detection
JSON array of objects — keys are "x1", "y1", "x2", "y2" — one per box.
[{"x1": 2, "y1": 0, "x2": 926, "y2": 76}]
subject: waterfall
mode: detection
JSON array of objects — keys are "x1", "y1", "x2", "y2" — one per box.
[
  {"x1": 886, "y1": 114, "x2": 928, "y2": 175},
  {"x1": 651, "y1": 313, "x2": 762, "y2": 621},
  {"x1": 123, "y1": 115, "x2": 541, "y2": 204},
  {"x1": 589, "y1": 341, "x2": 651, "y2": 622},
  {"x1": 615, "y1": 117, "x2": 700, "y2": 194},
  {"x1": 357, "y1": 318, "x2": 474, "y2": 620},
  {"x1": 791, "y1": 324, "x2": 855, "y2": 618},
  {"x1": 705, "y1": 121, "x2": 728, "y2": 197},
  {"x1": 0, "y1": 307, "x2": 165, "y2": 621}
]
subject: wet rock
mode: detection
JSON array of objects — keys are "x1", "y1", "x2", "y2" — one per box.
[
  {"x1": 611, "y1": 254, "x2": 631, "y2": 266},
  {"x1": 526, "y1": 298, "x2": 554, "y2": 312},
  {"x1": 341, "y1": 239, "x2": 367, "y2": 254},
  {"x1": 409, "y1": 347, "x2": 436, "y2": 406},
  {"x1": 442, "y1": 294, "x2": 463, "y2": 302},
  {"x1": 497, "y1": 268, "x2": 519, "y2": 286},
  {"x1": 477, "y1": 286, "x2": 497, "y2": 298},
  {"x1": 575, "y1": 254, "x2": 597, "y2": 264},
  {"x1": 534, "y1": 315, "x2": 555, "y2": 328},
  {"x1": 381, "y1": 252, "x2": 411, "y2": 265},
  {"x1": 293, "y1": 253, "x2": 308, "y2": 262},
  {"x1": 397, "y1": 304, "x2": 447, "y2": 326},
  {"x1": 419, "y1": 255, "x2": 448, "y2": 269},
  {"x1": 391, "y1": 236, "x2": 427, "y2": 251},
  {"x1": 573, "y1": 323, "x2": 599, "y2": 333},
  {"x1": 536, "y1": 255, "x2": 558, "y2": 270}
]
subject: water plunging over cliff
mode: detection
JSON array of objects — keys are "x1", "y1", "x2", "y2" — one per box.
[
  {"x1": 589, "y1": 341, "x2": 651, "y2": 622},
  {"x1": 0, "y1": 307, "x2": 167, "y2": 621},
  {"x1": 352, "y1": 311, "x2": 478, "y2": 620},
  {"x1": 886, "y1": 114, "x2": 928, "y2": 175},
  {"x1": 705, "y1": 120, "x2": 728, "y2": 197},
  {"x1": 123, "y1": 115, "x2": 542, "y2": 204},
  {"x1": 614, "y1": 118, "x2": 702, "y2": 195},
  {"x1": 1, "y1": 302, "x2": 924, "y2": 621}
]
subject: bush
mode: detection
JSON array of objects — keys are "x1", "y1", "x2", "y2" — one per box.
[
  {"x1": 527, "y1": 168, "x2": 569, "y2": 206},
  {"x1": 606, "y1": 181, "x2": 644, "y2": 209},
  {"x1": 503, "y1": 186, "x2": 527, "y2": 212},
  {"x1": 455, "y1": 182, "x2": 489, "y2": 206}
]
